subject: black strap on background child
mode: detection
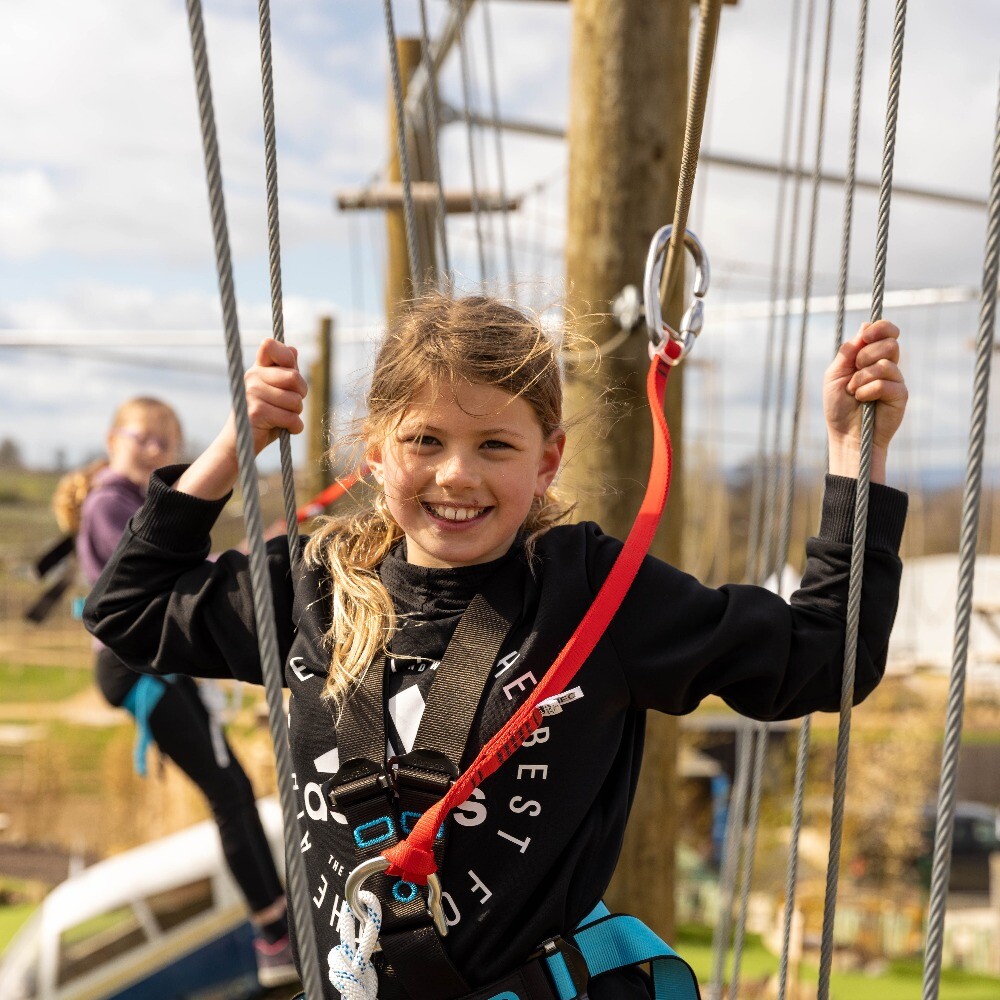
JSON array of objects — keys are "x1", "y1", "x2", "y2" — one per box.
[{"x1": 325, "y1": 556, "x2": 524, "y2": 999}]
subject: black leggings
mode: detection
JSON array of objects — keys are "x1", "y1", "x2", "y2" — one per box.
[{"x1": 95, "y1": 649, "x2": 284, "y2": 914}]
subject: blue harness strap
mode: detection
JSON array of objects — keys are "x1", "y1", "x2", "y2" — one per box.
[
  {"x1": 542, "y1": 901, "x2": 700, "y2": 1000},
  {"x1": 121, "y1": 674, "x2": 173, "y2": 777}
]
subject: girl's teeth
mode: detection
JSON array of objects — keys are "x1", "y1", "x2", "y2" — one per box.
[{"x1": 429, "y1": 504, "x2": 484, "y2": 522}]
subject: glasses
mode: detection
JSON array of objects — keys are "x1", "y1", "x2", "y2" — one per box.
[{"x1": 116, "y1": 428, "x2": 172, "y2": 452}]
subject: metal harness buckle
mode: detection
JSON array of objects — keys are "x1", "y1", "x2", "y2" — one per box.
[{"x1": 643, "y1": 224, "x2": 710, "y2": 366}]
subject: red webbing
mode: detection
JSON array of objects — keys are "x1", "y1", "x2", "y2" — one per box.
[
  {"x1": 295, "y1": 467, "x2": 367, "y2": 522},
  {"x1": 383, "y1": 352, "x2": 678, "y2": 883}
]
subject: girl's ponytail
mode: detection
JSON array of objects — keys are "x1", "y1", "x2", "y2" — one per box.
[{"x1": 52, "y1": 459, "x2": 109, "y2": 535}]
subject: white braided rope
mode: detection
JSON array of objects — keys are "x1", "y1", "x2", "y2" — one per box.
[{"x1": 328, "y1": 890, "x2": 383, "y2": 1000}]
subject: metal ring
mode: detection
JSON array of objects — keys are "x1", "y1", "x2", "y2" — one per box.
[
  {"x1": 345, "y1": 856, "x2": 449, "y2": 938},
  {"x1": 643, "y1": 225, "x2": 711, "y2": 366}
]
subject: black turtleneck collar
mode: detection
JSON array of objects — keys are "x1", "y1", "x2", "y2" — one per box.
[{"x1": 378, "y1": 538, "x2": 523, "y2": 617}]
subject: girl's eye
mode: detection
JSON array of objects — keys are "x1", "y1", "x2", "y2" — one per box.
[
  {"x1": 482, "y1": 439, "x2": 512, "y2": 451},
  {"x1": 402, "y1": 434, "x2": 439, "y2": 448}
]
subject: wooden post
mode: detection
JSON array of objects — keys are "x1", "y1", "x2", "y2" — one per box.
[
  {"x1": 308, "y1": 316, "x2": 333, "y2": 496},
  {"x1": 562, "y1": 0, "x2": 690, "y2": 939},
  {"x1": 386, "y1": 37, "x2": 437, "y2": 320}
]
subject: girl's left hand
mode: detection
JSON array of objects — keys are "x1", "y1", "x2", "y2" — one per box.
[{"x1": 823, "y1": 320, "x2": 908, "y2": 480}]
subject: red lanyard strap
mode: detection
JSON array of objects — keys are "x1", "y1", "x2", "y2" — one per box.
[
  {"x1": 295, "y1": 466, "x2": 367, "y2": 522},
  {"x1": 383, "y1": 347, "x2": 680, "y2": 885}
]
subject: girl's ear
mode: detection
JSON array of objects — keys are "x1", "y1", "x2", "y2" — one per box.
[
  {"x1": 534, "y1": 428, "x2": 566, "y2": 497},
  {"x1": 366, "y1": 444, "x2": 385, "y2": 486}
]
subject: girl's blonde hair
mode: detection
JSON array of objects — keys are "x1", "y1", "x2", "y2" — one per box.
[
  {"x1": 52, "y1": 397, "x2": 182, "y2": 534},
  {"x1": 305, "y1": 293, "x2": 573, "y2": 703}
]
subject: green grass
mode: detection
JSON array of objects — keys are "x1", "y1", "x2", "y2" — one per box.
[
  {"x1": 0, "y1": 661, "x2": 92, "y2": 703},
  {"x1": 675, "y1": 926, "x2": 1000, "y2": 1000},
  {"x1": 0, "y1": 903, "x2": 36, "y2": 952}
]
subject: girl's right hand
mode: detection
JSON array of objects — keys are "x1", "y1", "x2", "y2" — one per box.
[
  {"x1": 243, "y1": 338, "x2": 309, "y2": 455},
  {"x1": 174, "y1": 339, "x2": 308, "y2": 502}
]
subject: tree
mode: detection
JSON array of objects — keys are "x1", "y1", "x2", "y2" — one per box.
[{"x1": 0, "y1": 437, "x2": 24, "y2": 469}]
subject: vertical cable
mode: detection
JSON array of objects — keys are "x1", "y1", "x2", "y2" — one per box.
[
  {"x1": 921, "y1": 73, "x2": 1000, "y2": 1000},
  {"x1": 184, "y1": 2, "x2": 324, "y2": 996},
  {"x1": 816, "y1": 5, "x2": 908, "y2": 998}
]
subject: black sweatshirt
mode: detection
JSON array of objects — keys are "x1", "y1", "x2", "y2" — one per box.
[{"x1": 84, "y1": 468, "x2": 907, "y2": 1000}]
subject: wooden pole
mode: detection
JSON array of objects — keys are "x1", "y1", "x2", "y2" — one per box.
[
  {"x1": 308, "y1": 315, "x2": 333, "y2": 495},
  {"x1": 563, "y1": 0, "x2": 690, "y2": 939},
  {"x1": 386, "y1": 37, "x2": 436, "y2": 320}
]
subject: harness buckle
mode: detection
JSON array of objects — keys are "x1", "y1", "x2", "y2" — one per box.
[
  {"x1": 346, "y1": 855, "x2": 449, "y2": 938},
  {"x1": 324, "y1": 757, "x2": 393, "y2": 812},
  {"x1": 531, "y1": 935, "x2": 590, "y2": 1000},
  {"x1": 643, "y1": 224, "x2": 710, "y2": 367},
  {"x1": 390, "y1": 748, "x2": 460, "y2": 796}
]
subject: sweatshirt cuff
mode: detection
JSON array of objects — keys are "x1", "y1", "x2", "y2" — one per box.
[
  {"x1": 130, "y1": 464, "x2": 232, "y2": 551},
  {"x1": 819, "y1": 474, "x2": 908, "y2": 552}
]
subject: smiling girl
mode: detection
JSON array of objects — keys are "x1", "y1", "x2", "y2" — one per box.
[{"x1": 84, "y1": 295, "x2": 908, "y2": 1000}]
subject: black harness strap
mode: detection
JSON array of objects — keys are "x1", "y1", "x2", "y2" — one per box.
[{"x1": 327, "y1": 557, "x2": 523, "y2": 999}]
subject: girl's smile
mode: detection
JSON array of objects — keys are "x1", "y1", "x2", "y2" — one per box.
[{"x1": 367, "y1": 380, "x2": 564, "y2": 569}]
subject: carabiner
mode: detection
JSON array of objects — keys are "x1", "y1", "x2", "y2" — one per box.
[
  {"x1": 643, "y1": 225, "x2": 710, "y2": 366},
  {"x1": 345, "y1": 855, "x2": 449, "y2": 938}
]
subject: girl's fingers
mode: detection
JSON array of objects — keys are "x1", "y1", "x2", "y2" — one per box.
[
  {"x1": 852, "y1": 378, "x2": 908, "y2": 406},
  {"x1": 855, "y1": 337, "x2": 900, "y2": 369},
  {"x1": 859, "y1": 319, "x2": 901, "y2": 345},
  {"x1": 248, "y1": 399, "x2": 305, "y2": 435},
  {"x1": 255, "y1": 337, "x2": 299, "y2": 370},
  {"x1": 847, "y1": 359, "x2": 904, "y2": 393},
  {"x1": 247, "y1": 381, "x2": 305, "y2": 416}
]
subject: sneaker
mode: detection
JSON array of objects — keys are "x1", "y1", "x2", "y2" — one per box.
[{"x1": 254, "y1": 933, "x2": 300, "y2": 988}]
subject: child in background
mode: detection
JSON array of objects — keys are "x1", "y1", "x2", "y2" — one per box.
[
  {"x1": 54, "y1": 397, "x2": 296, "y2": 988},
  {"x1": 84, "y1": 296, "x2": 909, "y2": 1000}
]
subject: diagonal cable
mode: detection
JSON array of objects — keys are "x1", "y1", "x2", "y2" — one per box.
[{"x1": 184, "y1": 1, "x2": 324, "y2": 995}]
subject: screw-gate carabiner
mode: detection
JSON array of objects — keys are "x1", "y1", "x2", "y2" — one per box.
[
  {"x1": 345, "y1": 855, "x2": 449, "y2": 937},
  {"x1": 643, "y1": 225, "x2": 710, "y2": 366}
]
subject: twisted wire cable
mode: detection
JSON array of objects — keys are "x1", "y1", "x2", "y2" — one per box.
[
  {"x1": 417, "y1": 0, "x2": 452, "y2": 285},
  {"x1": 661, "y1": 0, "x2": 724, "y2": 301},
  {"x1": 454, "y1": 0, "x2": 487, "y2": 281},
  {"x1": 728, "y1": 722, "x2": 768, "y2": 1000},
  {"x1": 921, "y1": 73, "x2": 1000, "y2": 1000},
  {"x1": 481, "y1": 0, "x2": 515, "y2": 295},
  {"x1": 759, "y1": 0, "x2": 819, "y2": 585},
  {"x1": 708, "y1": 722, "x2": 753, "y2": 1000},
  {"x1": 383, "y1": 0, "x2": 423, "y2": 295},
  {"x1": 817, "y1": 5, "x2": 908, "y2": 997},
  {"x1": 256, "y1": 0, "x2": 300, "y2": 569},
  {"x1": 184, "y1": 2, "x2": 324, "y2": 995},
  {"x1": 745, "y1": 0, "x2": 803, "y2": 584},
  {"x1": 779, "y1": 8, "x2": 869, "y2": 995}
]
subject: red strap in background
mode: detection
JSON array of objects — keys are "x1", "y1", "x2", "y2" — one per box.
[
  {"x1": 295, "y1": 467, "x2": 367, "y2": 522},
  {"x1": 383, "y1": 351, "x2": 679, "y2": 885}
]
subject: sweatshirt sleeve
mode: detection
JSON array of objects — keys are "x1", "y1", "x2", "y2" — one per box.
[
  {"x1": 77, "y1": 486, "x2": 140, "y2": 584},
  {"x1": 603, "y1": 475, "x2": 908, "y2": 720},
  {"x1": 82, "y1": 465, "x2": 297, "y2": 685}
]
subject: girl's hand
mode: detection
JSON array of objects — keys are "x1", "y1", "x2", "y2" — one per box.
[
  {"x1": 824, "y1": 320, "x2": 907, "y2": 483},
  {"x1": 243, "y1": 338, "x2": 309, "y2": 454},
  {"x1": 175, "y1": 339, "x2": 308, "y2": 501}
]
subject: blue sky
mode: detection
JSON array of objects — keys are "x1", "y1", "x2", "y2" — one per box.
[{"x1": 1, "y1": 0, "x2": 998, "y2": 488}]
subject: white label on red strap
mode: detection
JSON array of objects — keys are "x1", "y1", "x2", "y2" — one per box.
[{"x1": 537, "y1": 687, "x2": 585, "y2": 716}]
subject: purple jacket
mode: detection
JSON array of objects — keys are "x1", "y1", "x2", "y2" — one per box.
[{"x1": 77, "y1": 469, "x2": 145, "y2": 585}]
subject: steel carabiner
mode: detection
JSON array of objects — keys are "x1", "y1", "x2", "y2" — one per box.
[
  {"x1": 345, "y1": 855, "x2": 449, "y2": 937},
  {"x1": 643, "y1": 225, "x2": 710, "y2": 366}
]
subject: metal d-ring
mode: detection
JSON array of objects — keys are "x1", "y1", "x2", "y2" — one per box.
[
  {"x1": 643, "y1": 224, "x2": 710, "y2": 366},
  {"x1": 345, "y1": 856, "x2": 449, "y2": 938}
]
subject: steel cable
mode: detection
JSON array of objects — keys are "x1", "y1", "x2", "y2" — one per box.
[
  {"x1": 920, "y1": 74, "x2": 1000, "y2": 1000},
  {"x1": 417, "y1": 0, "x2": 452, "y2": 285},
  {"x1": 383, "y1": 0, "x2": 423, "y2": 295},
  {"x1": 816, "y1": 4, "x2": 908, "y2": 997},
  {"x1": 184, "y1": 2, "x2": 324, "y2": 996}
]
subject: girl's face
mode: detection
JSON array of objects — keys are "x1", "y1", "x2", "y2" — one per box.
[
  {"x1": 107, "y1": 407, "x2": 181, "y2": 489},
  {"x1": 367, "y1": 380, "x2": 565, "y2": 569}
]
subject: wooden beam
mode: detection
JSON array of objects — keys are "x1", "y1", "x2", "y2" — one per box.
[{"x1": 336, "y1": 182, "x2": 520, "y2": 214}]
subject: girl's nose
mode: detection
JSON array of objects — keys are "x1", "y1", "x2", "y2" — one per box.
[{"x1": 435, "y1": 452, "x2": 479, "y2": 490}]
